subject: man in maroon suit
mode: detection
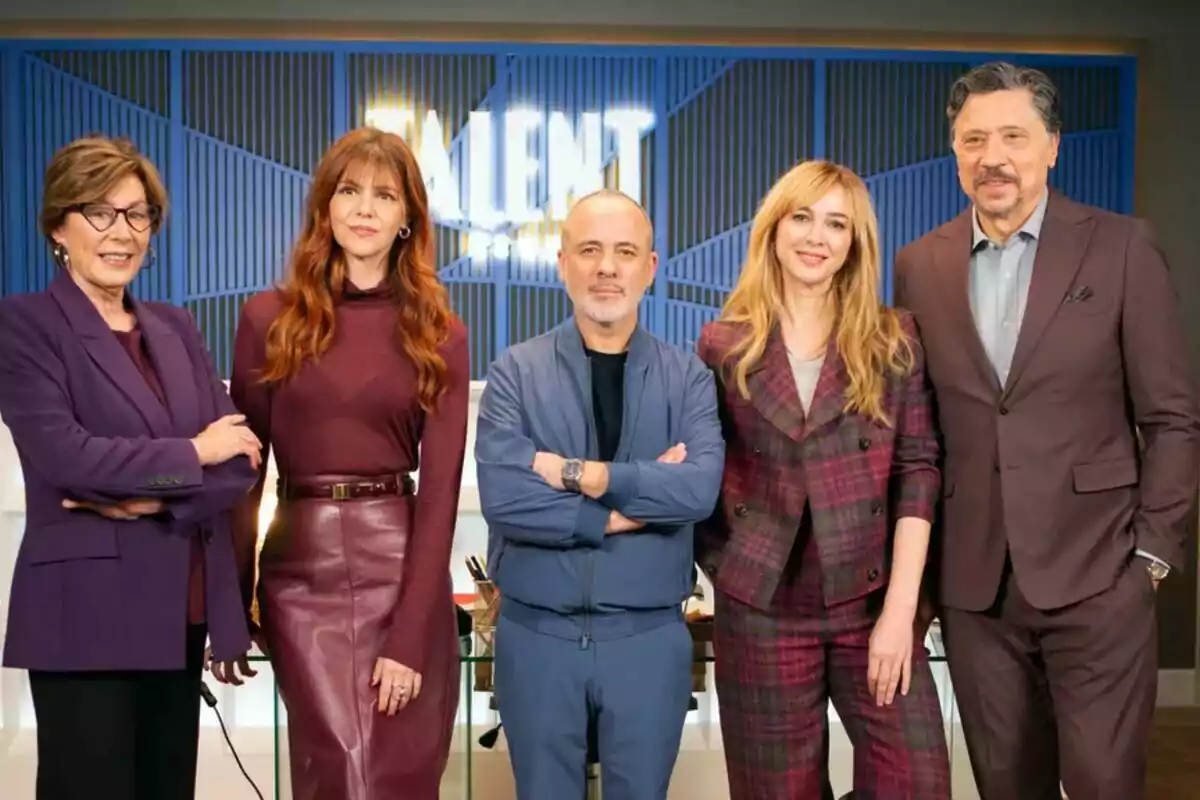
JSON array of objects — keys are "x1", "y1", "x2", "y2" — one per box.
[{"x1": 894, "y1": 61, "x2": 1200, "y2": 799}]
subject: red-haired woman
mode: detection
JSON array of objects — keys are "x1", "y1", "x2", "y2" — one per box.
[{"x1": 222, "y1": 127, "x2": 470, "y2": 799}]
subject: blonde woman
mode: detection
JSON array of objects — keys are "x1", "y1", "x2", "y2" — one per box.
[{"x1": 696, "y1": 161, "x2": 951, "y2": 798}]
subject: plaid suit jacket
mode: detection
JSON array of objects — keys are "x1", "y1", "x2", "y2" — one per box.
[{"x1": 695, "y1": 310, "x2": 940, "y2": 611}]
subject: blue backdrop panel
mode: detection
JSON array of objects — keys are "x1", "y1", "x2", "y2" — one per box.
[
  {"x1": 0, "y1": 41, "x2": 1136, "y2": 380},
  {"x1": 16, "y1": 51, "x2": 173, "y2": 303},
  {"x1": 663, "y1": 58, "x2": 816, "y2": 350}
]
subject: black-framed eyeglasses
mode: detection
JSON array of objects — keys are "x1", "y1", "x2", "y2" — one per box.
[{"x1": 69, "y1": 203, "x2": 162, "y2": 233}]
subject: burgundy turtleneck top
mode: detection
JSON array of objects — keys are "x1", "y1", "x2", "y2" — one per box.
[{"x1": 228, "y1": 280, "x2": 470, "y2": 670}]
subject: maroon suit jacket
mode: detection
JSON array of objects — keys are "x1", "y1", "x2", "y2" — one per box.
[
  {"x1": 894, "y1": 192, "x2": 1200, "y2": 612},
  {"x1": 695, "y1": 312, "x2": 940, "y2": 611}
]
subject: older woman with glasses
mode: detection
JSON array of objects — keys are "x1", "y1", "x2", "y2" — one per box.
[{"x1": 0, "y1": 136, "x2": 260, "y2": 800}]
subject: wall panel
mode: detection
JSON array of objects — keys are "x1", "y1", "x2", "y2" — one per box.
[
  {"x1": 19, "y1": 52, "x2": 172, "y2": 302},
  {"x1": 0, "y1": 41, "x2": 1135, "y2": 380}
]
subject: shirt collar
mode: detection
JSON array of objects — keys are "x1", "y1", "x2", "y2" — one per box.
[{"x1": 972, "y1": 189, "x2": 1049, "y2": 250}]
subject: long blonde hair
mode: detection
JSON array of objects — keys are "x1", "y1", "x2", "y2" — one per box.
[{"x1": 720, "y1": 160, "x2": 913, "y2": 425}]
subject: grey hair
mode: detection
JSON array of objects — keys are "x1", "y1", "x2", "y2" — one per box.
[{"x1": 946, "y1": 61, "x2": 1062, "y2": 139}]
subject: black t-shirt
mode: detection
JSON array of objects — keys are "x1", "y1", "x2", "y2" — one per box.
[{"x1": 586, "y1": 349, "x2": 628, "y2": 462}]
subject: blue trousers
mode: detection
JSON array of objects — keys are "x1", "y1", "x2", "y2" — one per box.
[{"x1": 495, "y1": 614, "x2": 694, "y2": 800}]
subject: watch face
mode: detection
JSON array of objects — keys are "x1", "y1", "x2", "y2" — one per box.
[{"x1": 565, "y1": 460, "x2": 583, "y2": 479}]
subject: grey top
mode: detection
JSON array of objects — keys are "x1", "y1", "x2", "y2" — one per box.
[
  {"x1": 968, "y1": 190, "x2": 1049, "y2": 387},
  {"x1": 786, "y1": 348, "x2": 826, "y2": 415}
]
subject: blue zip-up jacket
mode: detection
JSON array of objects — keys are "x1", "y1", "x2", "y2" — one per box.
[{"x1": 476, "y1": 319, "x2": 724, "y2": 643}]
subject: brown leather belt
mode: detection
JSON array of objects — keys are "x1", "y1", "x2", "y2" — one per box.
[{"x1": 277, "y1": 474, "x2": 415, "y2": 502}]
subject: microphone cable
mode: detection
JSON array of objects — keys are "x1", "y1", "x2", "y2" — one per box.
[{"x1": 200, "y1": 680, "x2": 265, "y2": 800}]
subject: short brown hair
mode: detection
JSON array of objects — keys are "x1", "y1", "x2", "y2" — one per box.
[{"x1": 39, "y1": 136, "x2": 169, "y2": 242}]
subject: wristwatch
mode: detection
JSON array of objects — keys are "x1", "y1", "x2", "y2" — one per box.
[{"x1": 562, "y1": 458, "x2": 584, "y2": 493}]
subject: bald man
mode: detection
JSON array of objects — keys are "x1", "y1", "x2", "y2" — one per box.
[{"x1": 476, "y1": 190, "x2": 725, "y2": 799}]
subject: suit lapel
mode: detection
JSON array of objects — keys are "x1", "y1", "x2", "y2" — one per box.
[
  {"x1": 135, "y1": 301, "x2": 201, "y2": 435},
  {"x1": 746, "y1": 327, "x2": 806, "y2": 443},
  {"x1": 934, "y1": 211, "x2": 1003, "y2": 396},
  {"x1": 48, "y1": 272, "x2": 174, "y2": 437},
  {"x1": 1003, "y1": 196, "x2": 1094, "y2": 396},
  {"x1": 802, "y1": 335, "x2": 848, "y2": 436}
]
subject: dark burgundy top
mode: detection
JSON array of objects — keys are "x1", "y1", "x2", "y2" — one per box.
[
  {"x1": 229, "y1": 280, "x2": 470, "y2": 670},
  {"x1": 112, "y1": 325, "x2": 206, "y2": 625}
]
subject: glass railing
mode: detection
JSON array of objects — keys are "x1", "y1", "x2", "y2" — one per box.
[{"x1": 246, "y1": 623, "x2": 957, "y2": 800}]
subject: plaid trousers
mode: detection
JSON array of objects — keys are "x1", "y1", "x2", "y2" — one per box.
[{"x1": 713, "y1": 530, "x2": 951, "y2": 799}]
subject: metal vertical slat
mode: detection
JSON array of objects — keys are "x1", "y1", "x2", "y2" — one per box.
[
  {"x1": 2, "y1": 45, "x2": 26, "y2": 294},
  {"x1": 221, "y1": 53, "x2": 232, "y2": 305},
  {"x1": 40, "y1": 59, "x2": 59, "y2": 289},
  {"x1": 206, "y1": 53, "x2": 217, "y2": 349},
  {"x1": 875, "y1": 62, "x2": 889, "y2": 301},
  {"x1": 0, "y1": 48, "x2": 6, "y2": 296},
  {"x1": 652, "y1": 55, "x2": 669, "y2": 339},
  {"x1": 1117, "y1": 58, "x2": 1137, "y2": 215},
  {"x1": 812, "y1": 58, "x2": 827, "y2": 163},
  {"x1": 186, "y1": 55, "x2": 198, "y2": 307},
  {"x1": 270, "y1": 53, "x2": 281, "y2": 298},
  {"x1": 169, "y1": 48, "x2": 185, "y2": 307},
  {"x1": 492, "y1": 55, "x2": 509, "y2": 357}
]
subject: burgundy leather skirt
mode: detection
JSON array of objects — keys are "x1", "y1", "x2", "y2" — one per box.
[{"x1": 258, "y1": 474, "x2": 459, "y2": 800}]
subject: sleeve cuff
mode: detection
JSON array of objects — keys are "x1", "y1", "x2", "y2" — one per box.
[
  {"x1": 600, "y1": 462, "x2": 639, "y2": 510},
  {"x1": 142, "y1": 438, "x2": 206, "y2": 494},
  {"x1": 573, "y1": 497, "x2": 611, "y2": 547},
  {"x1": 895, "y1": 481, "x2": 938, "y2": 523}
]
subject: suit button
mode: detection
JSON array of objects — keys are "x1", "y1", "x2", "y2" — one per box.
[
  {"x1": 752, "y1": 447, "x2": 762, "y2": 455},
  {"x1": 999, "y1": 405, "x2": 1009, "y2": 415},
  {"x1": 859, "y1": 437, "x2": 871, "y2": 451},
  {"x1": 870, "y1": 500, "x2": 883, "y2": 516},
  {"x1": 734, "y1": 503, "x2": 748, "y2": 517},
  {"x1": 868, "y1": 568, "x2": 880, "y2": 581}
]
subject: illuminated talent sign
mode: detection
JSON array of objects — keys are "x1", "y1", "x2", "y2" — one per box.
[{"x1": 365, "y1": 106, "x2": 655, "y2": 263}]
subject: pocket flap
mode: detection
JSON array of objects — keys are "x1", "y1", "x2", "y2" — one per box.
[
  {"x1": 22, "y1": 519, "x2": 120, "y2": 565},
  {"x1": 1072, "y1": 458, "x2": 1138, "y2": 493}
]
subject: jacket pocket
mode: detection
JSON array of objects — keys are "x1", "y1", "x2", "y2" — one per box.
[
  {"x1": 1072, "y1": 458, "x2": 1138, "y2": 493},
  {"x1": 22, "y1": 519, "x2": 120, "y2": 565}
]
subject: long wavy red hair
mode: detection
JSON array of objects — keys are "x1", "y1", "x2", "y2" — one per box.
[{"x1": 258, "y1": 127, "x2": 455, "y2": 412}]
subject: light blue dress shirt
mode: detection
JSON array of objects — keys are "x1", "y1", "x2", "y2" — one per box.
[{"x1": 969, "y1": 190, "x2": 1047, "y2": 389}]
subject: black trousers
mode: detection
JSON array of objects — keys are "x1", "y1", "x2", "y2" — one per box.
[{"x1": 29, "y1": 625, "x2": 209, "y2": 800}]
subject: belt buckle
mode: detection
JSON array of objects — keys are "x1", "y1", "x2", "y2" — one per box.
[{"x1": 331, "y1": 483, "x2": 352, "y2": 501}]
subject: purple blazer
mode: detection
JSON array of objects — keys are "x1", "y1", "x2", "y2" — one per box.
[{"x1": 0, "y1": 271, "x2": 255, "y2": 671}]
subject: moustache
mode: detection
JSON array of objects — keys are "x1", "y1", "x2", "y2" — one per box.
[{"x1": 974, "y1": 168, "x2": 1019, "y2": 187}]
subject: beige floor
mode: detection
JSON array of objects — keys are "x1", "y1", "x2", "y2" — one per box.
[{"x1": 0, "y1": 719, "x2": 982, "y2": 799}]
